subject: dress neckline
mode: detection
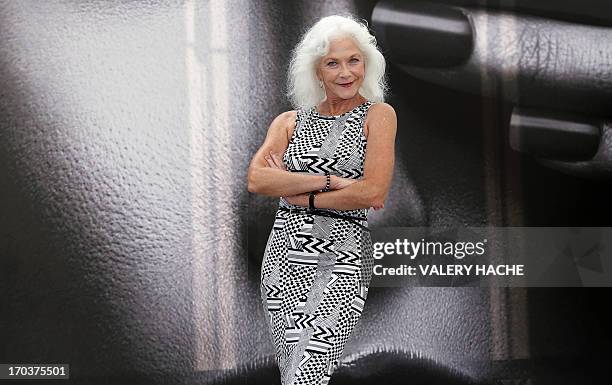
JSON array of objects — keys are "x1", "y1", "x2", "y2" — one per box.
[{"x1": 313, "y1": 101, "x2": 370, "y2": 118}]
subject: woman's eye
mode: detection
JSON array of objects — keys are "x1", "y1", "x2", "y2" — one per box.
[{"x1": 327, "y1": 59, "x2": 359, "y2": 65}]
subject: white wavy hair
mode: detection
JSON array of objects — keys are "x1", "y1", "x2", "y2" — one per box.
[{"x1": 286, "y1": 14, "x2": 389, "y2": 111}]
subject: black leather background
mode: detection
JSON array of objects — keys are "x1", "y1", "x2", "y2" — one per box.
[{"x1": 1, "y1": 1, "x2": 611, "y2": 384}]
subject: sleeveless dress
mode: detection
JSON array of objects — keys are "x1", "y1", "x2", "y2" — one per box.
[{"x1": 260, "y1": 101, "x2": 375, "y2": 385}]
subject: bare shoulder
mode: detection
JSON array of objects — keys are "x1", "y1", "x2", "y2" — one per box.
[
  {"x1": 364, "y1": 102, "x2": 397, "y2": 137},
  {"x1": 284, "y1": 110, "x2": 298, "y2": 126},
  {"x1": 268, "y1": 110, "x2": 298, "y2": 140},
  {"x1": 368, "y1": 102, "x2": 396, "y2": 121},
  {"x1": 270, "y1": 110, "x2": 297, "y2": 127},
  {"x1": 279, "y1": 110, "x2": 298, "y2": 140}
]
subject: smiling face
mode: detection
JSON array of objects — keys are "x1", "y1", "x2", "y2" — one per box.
[{"x1": 316, "y1": 35, "x2": 366, "y2": 102}]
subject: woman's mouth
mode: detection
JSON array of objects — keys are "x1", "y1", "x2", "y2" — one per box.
[{"x1": 339, "y1": 81, "x2": 354, "y2": 88}]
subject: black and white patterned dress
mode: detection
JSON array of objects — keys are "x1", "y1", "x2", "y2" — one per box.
[{"x1": 260, "y1": 101, "x2": 375, "y2": 385}]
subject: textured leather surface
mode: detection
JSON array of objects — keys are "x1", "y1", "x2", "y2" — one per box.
[
  {"x1": 380, "y1": 2, "x2": 612, "y2": 178},
  {"x1": 430, "y1": 0, "x2": 612, "y2": 27},
  {"x1": 399, "y1": 8, "x2": 612, "y2": 116},
  {"x1": 1, "y1": 1, "x2": 610, "y2": 384}
]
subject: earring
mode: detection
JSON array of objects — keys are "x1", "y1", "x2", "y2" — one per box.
[{"x1": 319, "y1": 80, "x2": 323, "y2": 88}]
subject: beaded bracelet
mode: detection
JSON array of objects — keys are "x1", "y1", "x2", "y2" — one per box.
[{"x1": 323, "y1": 172, "x2": 331, "y2": 192}]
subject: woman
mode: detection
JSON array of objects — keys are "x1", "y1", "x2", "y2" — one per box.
[{"x1": 247, "y1": 14, "x2": 396, "y2": 385}]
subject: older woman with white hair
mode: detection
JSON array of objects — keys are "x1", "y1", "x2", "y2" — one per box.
[{"x1": 247, "y1": 14, "x2": 396, "y2": 385}]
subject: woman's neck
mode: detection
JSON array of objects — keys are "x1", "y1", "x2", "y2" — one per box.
[{"x1": 317, "y1": 95, "x2": 367, "y2": 116}]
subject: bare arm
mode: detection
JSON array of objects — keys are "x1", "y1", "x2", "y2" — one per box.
[
  {"x1": 247, "y1": 111, "x2": 327, "y2": 197},
  {"x1": 285, "y1": 103, "x2": 397, "y2": 210}
]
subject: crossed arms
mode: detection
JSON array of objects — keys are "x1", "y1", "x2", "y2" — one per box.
[{"x1": 247, "y1": 103, "x2": 397, "y2": 211}]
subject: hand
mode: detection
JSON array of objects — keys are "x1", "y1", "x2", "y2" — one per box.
[
  {"x1": 265, "y1": 151, "x2": 294, "y2": 203},
  {"x1": 372, "y1": 203, "x2": 385, "y2": 210},
  {"x1": 264, "y1": 151, "x2": 286, "y2": 170},
  {"x1": 329, "y1": 175, "x2": 358, "y2": 190},
  {"x1": 284, "y1": 193, "x2": 308, "y2": 206}
]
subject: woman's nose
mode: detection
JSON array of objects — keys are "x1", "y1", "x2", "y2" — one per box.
[{"x1": 339, "y1": 64, "x2": 350, "y2": 77}]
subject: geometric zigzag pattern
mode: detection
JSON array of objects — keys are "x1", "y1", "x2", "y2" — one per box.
[
  {"x1": 260, "y1": 101, "x2": 375, "y2": 385},
  {"x1": 279, "y1": 101, "x2": 373, "y2": 219}
]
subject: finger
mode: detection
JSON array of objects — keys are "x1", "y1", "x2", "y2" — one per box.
[
  {"x1": 270, "y1": 152, "x2": 285, "y2": 170},
  {"x1": 267, "y1": 151, "x2": 280, "y2": 168},
  {"x1": 264, "y1": 155, "x2": 277, "y2": 168},
  {"x1": 272, "y1": 154, "x2": 285, "y2": 170}
]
